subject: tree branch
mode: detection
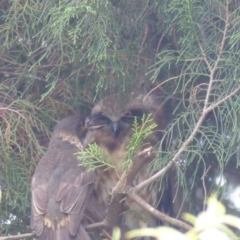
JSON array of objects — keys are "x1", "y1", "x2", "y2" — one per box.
[
  {"x1": 0, "y1": 232, "x2": 35, "y2": 240},
  {"x1": 133, "y1": 0, "x2": 236, "y2": 192},
  {"x1": 127, "y1": 188, "x2": 192, "y2": 231}
]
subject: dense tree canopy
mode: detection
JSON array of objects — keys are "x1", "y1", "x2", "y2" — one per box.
[{"x1": 1, "y1": 0, "x2": 240, "y2": 238}]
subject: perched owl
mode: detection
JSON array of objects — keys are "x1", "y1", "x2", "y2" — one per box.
[
  {"x1": 31, "y1": 115, "x2": 96, "y2": 240},
  {"x1": 85, "y1": 87, "x2": 167, "y2": 233}
]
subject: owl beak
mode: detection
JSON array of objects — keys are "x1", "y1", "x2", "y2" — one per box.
[{"x1": 111, "y1": 121, "x2": 120, "y2": 137}]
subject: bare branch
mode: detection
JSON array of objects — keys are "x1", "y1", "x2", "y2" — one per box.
[
  {"x1": 135, "y1": 161, "x2": 174, "y2": 193},
  {"x1": 207, "y1": 85, "x2": 240, "y2": 112},
  {"x1": 202, "y1": 166, "x2": 211, "y2": 211},
  {"x1": 144, "y1": 73, "x2": 192, "y2": 101},
  {"x1": 85, "y1": 221, "x2": 108, "y2": 229},
  {"x1": 127, "y1": 189, "x2": 192, "y2": 231},
  {"x1": 0, "y1": 232, "x2": 35, "y2": 240},
  {"x1": 111, "y1": 147, "x2": 153, "y2": 194}
]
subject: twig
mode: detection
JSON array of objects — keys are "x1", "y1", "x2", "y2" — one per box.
[
  {"x1": 207, "y1": 85, "x2": 240, "y2": 112},
  {"x1": 0, "y1": 232, "x2": 35, "y2": 240},
  {"x1": 127, "y1": 189, "x2": 192, "y2": 231},
  {"x1": 137, "y1": 23, "x2": 149, "y2": 68},
  {"x1": 202, "y1": 166, "x2": 211, "y2": 211},
  {"x1": 143, "y1": 73, "x2": 192, "y2": 102},
  {"x1": 101, "y1": 229, "x2": 112, "y2": 240},
  {"x1": 135, "y1": 161, "x2": 174, "y2": 193},
  {"x1": 111, "y1": 147, "x2": 153, "y2": 194},
  {"x1": 0, "y1": 106, "x2": 26, "y2": 119},
  {"x1": 85, "y1": 221, "x2": 107, "y2": 229}
]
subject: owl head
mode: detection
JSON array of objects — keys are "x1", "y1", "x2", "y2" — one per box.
[{"x1": 84, "y1": 86, "x2": 166, "y2": 151}]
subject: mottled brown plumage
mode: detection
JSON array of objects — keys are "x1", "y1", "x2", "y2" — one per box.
[
  {"x1": 31, "y1": 115, "x2": 96, "y2": 240},
  {"x1": 85, "y1": 88, "x2": 166, "y2": 232}
]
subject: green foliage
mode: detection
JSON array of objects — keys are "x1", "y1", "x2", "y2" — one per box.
[
  {"x1": 149, "y1": 0, "x2": 240, "y2": 216},
  {"x1": 1, "y1": 0, "x2": 240, "y2": 236},
  {"x1": 112, "y1": 227, "x2": 121, "y2": 240},
  {"x1": 77, "y1": 143, "x2": 114, "y2": 171},
  {"x1": 126, "y1": 195, "x2": 240, "y2": 240},
  {"x1": 122, "y1": 114, "x2": 157, "y2": 169},
  {"x1": 77, "y1": 115, "x2": 156, "y2": 171}
]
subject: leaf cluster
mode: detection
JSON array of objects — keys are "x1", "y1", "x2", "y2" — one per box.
[
  {"x1": 148, "y1": 0, "x2": 240, "y2": 216},
  {"x1": 122, "y1": 114, "x2": 157, "y2": 169},
  {"x1": 77, "y1": 143, "x2": 114, "y2": 171},
  {"x1": 77, "y1": 114, "x2": 157, "y2": 172}
]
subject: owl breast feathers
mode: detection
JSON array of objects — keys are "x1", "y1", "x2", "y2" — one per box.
[{"x1": 85, "y1": 89, "x2": 167, "y2": 231}]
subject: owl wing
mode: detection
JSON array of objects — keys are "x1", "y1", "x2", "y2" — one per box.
[
  {"x1": 31, "y1": 149, "x2": 96, "y2": 240},
  {"x1": 57, "y1": 166, "x2": 96, "y2": 235}
]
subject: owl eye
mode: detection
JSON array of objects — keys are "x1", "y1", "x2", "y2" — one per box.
[
  {"x1": 121, "y1": 109, "x2": 144, "y2": 123},
  {"x1": 97, "y1": 114, "x2": 111, "y2": 124},
  {"x1": 86, "y1": 112, "x2": 111, "y2": 129}
]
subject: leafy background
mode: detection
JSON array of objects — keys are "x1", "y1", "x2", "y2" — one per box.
[{"x1": 1, "y1": 0, "x2": 240, "y2": 237}]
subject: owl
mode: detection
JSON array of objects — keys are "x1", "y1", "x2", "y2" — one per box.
[
  {"x1": 84, "y1": 86, "x2": 167, "y2": 234},
  {"x1": 31, "y1": 115, "x2": 96, "y2": 240}
]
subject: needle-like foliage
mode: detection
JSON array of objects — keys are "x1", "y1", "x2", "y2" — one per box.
[
  {"x1": 1, "y1": 0, "x2": 240, "y2": 237},
  {"x1": 122, "y1": 115, "x2": 157, "y2": 169},
  {"x1": 77, "y1": 143, "x2": 115, "y2": 171}
]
